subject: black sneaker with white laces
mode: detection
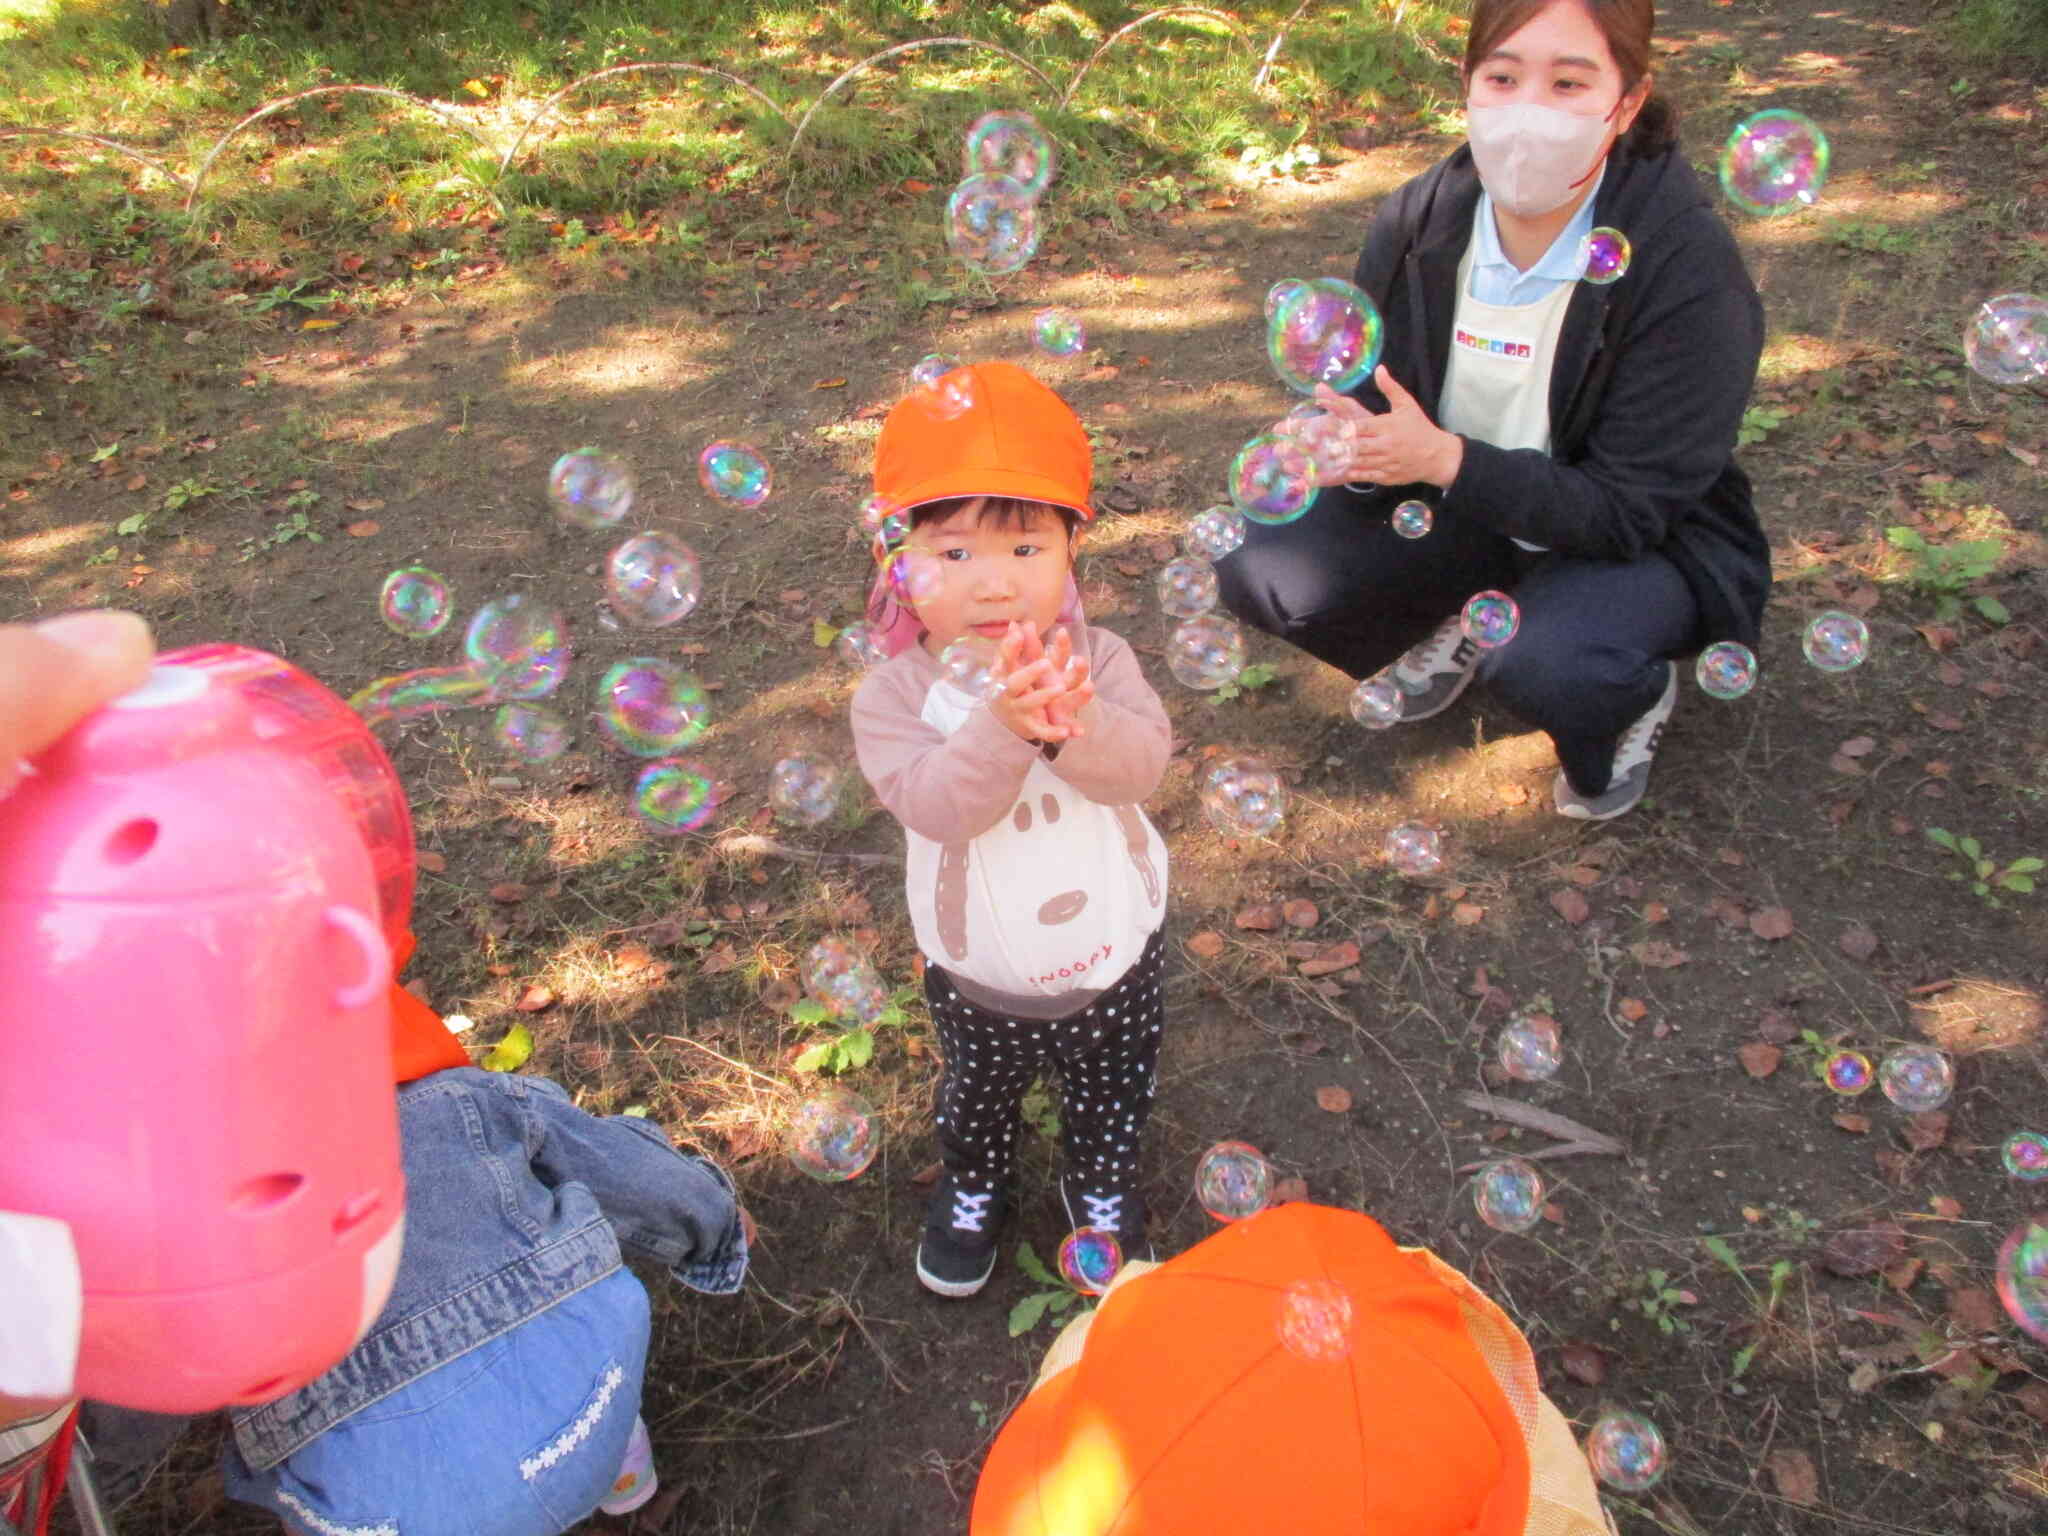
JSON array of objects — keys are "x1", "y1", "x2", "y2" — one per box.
[
  {"x1": 1389, "y1": 614, "x2": 1482, "y2": 721},
  {"x1": 916, "y1": 1176, "x2": 1004, "y2": 1297},
  {"x1": 1059, "y1": 1174, "x2": 1153, "y2": 1265}
]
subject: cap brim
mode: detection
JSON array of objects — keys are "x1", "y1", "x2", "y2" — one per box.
[{"x1": 895, "y1": 467, "x2": 1093, "y2": 521}]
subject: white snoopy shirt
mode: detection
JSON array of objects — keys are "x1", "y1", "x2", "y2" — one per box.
[{"x1": 851, "y1": 623, "x2": 1170, "y2": 1020}]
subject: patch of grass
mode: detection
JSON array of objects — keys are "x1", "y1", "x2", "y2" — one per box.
[
  {"x1": 1883, "y1": 525, "x2": 2008, "y2": 624},
  {"x1": 1952, "y1": 0, "x2": 2048, "y2": 63},
  {"x1": 1925, "y1": 827, "x2": 2042, "y2": 908}
]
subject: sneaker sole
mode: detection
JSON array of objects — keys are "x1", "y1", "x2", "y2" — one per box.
[
  {"x1": 916, "y1": 1245, "x2": 995, "y2": 1298},
  {"x1": 1552, "y1": 767, "x2": 1647, "y2": 821},
  {"x1": 1394, "y1": 661, "x2": 1478, "y2": 722}
]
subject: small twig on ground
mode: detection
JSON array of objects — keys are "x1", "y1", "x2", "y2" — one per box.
[
  {"x1": 1454, "y1": 1090, "x2": 1626, "y2": 1157},
  {"x1": 713, "y1": 832, "x2": 894, "y2": 865}
]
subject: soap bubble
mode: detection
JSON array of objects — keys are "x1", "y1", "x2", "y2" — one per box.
[
  {"x1": 1156, "y1": 556, "x2": 1219, "y2": 619},
  {"x1": 1058, "y1": 1227, "x2": 1123, "y2": 1296},
  {"x1": 946, "y1": 173, "x2": 1039, "y2": 274},
  {"x1": 1268, "y1": 276, "x2": 1384, "y2": 395},
  {"x1": 1720, "y1": 108, "x2": 1830, "y2": 216},
  {"x1": 964, "y1": 109, "x2": 1055, "y2": 201},
  {"x1": 1194, "y1": 1141, "x2": 1273, "y2": 1222},
  {"x1": 465, "y1": 595, "x2": 571, "y2": 701},
  {"x1": 1459, "y1": 590, "x2": 1520, "y2": 649},
  {"x1": 697, "y1": 441, "x2": 771, "y2": 508},
  {"x1": 1167, "y1": 614, "x2": 1247, "y2": 691},
  {"x1": 596, "y1": 659, "x2": 710, "y2": 756},
  {"x1": 492, "y1": 702, "x2": 571, "y2": 763},
  {"x1": 1802, "y1": 610, "x2": 1869, "y2": 672},
  {"x1": 1390, "y1": 499, "x2": 1433, "y2": 539},
  {"x1": 938, "y1": 636, "x2": 1005, "y2": 702},
  {"x1": 1199, "y1": 753, "x2": 1285, "y2": 837},
  {"x1": 1497, "y1": 1012, "x2": 1563, "y2": 1082},
  {"x1": 1472, "y1": 1157, "x2": 1543, "y2": 1233},
  {"x1": 1383, "y1": 822, "x2": 1442, "y2": 877},
  {"x1": 1185, "y1": 504, "x2": 1247, "y2": 561},
  {"x1": 909, "y1": 354, "x2": 977, "y2": 419},
  {"x1": 787, "y1": 1089, "x2": 878, "y2": 1182},
  {"x1": 1822, "y1": 1049, "x2": 1873, "y2": 1096},
  {"x1": 1277, "y1": 1278, "x2": 1354, "y2": 1362},
  {"x1": 1229, "y1": 434, "x2": 1319, "y2": 525},
  {"x1": 1878, "y1": 1045, "x2": 1953, "y2": 1113},
  {"x1": 1963, "y1": 293, "x2": 2048, "y2": 389},
  {"x1": 911, "y1": 352, "x2": 962, "y2": 390},
  {"x1": 858, "y1": 493, "x2": 900, "y2": 534},
  {"x1": 349, "y1": 665, "x2": 491, "y2": 726},
  {"x1": 605, "y1": 532, "x2": 702, "y2": 628},
  {"x1": 803, "y1": 937, "x2": 888, "y2": 1025},
  {"x1": 379, "y1": 567, "x2": 453, "y2": 637},
  {"x1": 1586, "y1": 1411, "x2": 1668, "y2": 1493},
  {"x1": 631, "y1": 757, "x2": 719, "y2": 834},
  {"x1": 771, "y1": 755, "x2": 843, "y2": 825},
  {"x1": 1577, "y1": 227, "x2": 1633, "y2": 285},
  {"x1": 547, "y1": 449, "x2": 635, "y2": 530},
  {"x1": 835, "y1": 622, "x2": 888, "y2": 668},
  {"x1": 883, "y1": 548, "x2": 944, "y2": 606},
  {"x1": 1033, "y1": 307, "x2": 1086, "y2": 357},
  {"x1": 1279, "y1": 401, "x2": 1358, "y2": 475},
  {"x1": 2004, "y1": 1132, "x2": 2048, "y2": 1181},
  {"x1": 1348, "y1": 671, "x2": 1402, "y2": 730},
  {"x1": 1995, "y1": 1217, "x2": 2048, "y2": 1343},
  {"x1": 1264, "y1": 278, "x2": 1308, "y2": 322},
  {"x1": 1695, "y1": 641, "x2": 1757, "y2": 700}
]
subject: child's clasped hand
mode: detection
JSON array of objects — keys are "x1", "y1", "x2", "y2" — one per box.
[{"x1": 989, "y1": 620, "x2": 1093, "y2": 744}]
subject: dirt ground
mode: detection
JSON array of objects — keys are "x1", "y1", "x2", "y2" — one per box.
[{"x1": 6, "y1": 0, "x2": 2048, "y2": 1532}]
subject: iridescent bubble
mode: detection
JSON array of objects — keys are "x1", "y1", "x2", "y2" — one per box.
[
  {"x1": 596, "y1": 658, "x2": 709, "y2": 756},
  {"x1": 1348, "y1": 671, "x2": 1402, "y2": 730},
  {"x1": 605, "y1": 532, "x2": 702, "y2": 628},
  {"x1": 1878, "y1": 1045, "x2": 1953, "y2": 1113},
  {"x1": 349, "y1": 665, "x2": 491, "y2": 726},
  {"x1": 787, "y1": 1089, "x2": 878, "y2": 1182},
  {"x1": 1268, "y1": 276, "x2": 1384, "y2": 395},
  {"x1": 1058, "y1": 1227, "x2": 1123, "y2": 1296},
  {"x1": 464, "y1": 595, "x2": 571, "y2": 701},
  {"x1": 946, "y1": 173, "x2": 1040, "y2": 275},
  {"x1": 1995, "y1": 1216, "x2": 2048, "y2": 1344},
  {"x1": 771, "y1": 754, "x2": 843, "y2": 826},
  {"x1": 964, "y1": 109, "x2": 1055, "y2": 201},
  {"x1": 1167, "y1": 614, "x2": 1247, "y2": 691},
  {"x1": 835, "y1": 622, "x2": 888, "y2": 668},
  {"x1": 1472, "y1": 1157, "x2": 1544, "y2": 1234},
  {"x1": 1802, "y1": 610, "x2": 1869, "y2": 672},
  {"x1": 1277, "y1": 1278, "x2": 1354, "y2": 1362},
  {"x1": 803, "y1": 937, "x2": 888, "y2": 1025},
  {"x1": 1279, "y1": 401, "x2": 1358, "y2": 475},
  {"x1": 1229, "y1": 434, "x2": 1319, "y2": 526},
  {"x1": 911, "y1": 353, "x2": 962, "y2": 391},
  {"x1": 1720, "y1": 108, "x2": 1831, "y2": 217},
  {"x1": 547, "y1": 448, "x2": 635, "y2": 530},
  {"x1": 1384, "y1": 822, "x2": 1443, "y2": 877},
  {"x1": 1460, "y1": 590, "x2": 1520, "y2": 649},
  {"x1": 1264, "y1": 278, "x2": 1308, "y2": 323},
  {"x1": 1390, "y1": 500, "x2": 1432, "y2": 540},
  {"x1": 858, "y1": 493, "x2": 900, "y2": 534},
  {"x1": 1577, "y1": 227, "x2": 1632, "y2": 285},
  {"x1": 1194, "y1": 1141, "x2": 1272, "y2": 1222},
  {"x1": 1185, "y1": 504, "x2": 1246, "y2": 561},
  {"x1": 938, "y1": 636, "x2": 1005, "y2": 702},
  {"x1": 1963, "y1": 293, "x2": 2048, "y2": 389},
  {"x1": 1695, "y1": 641, "x2": 1758, "y2": 700},
  {"x1": 631, "y1": 757, "x2": 719, "y2": 835},
  {"x1": 1032, "y1": 307, "x2": 1086, "y2": 357},
  {"x1": 1823, "y1": 1049, "x2": 1873, "y2": 1096},
  {"x1": 379, "y1": 566, "x2": 453, "y2": 637},
  {"x1": 883, "y1": 548, "x2": 944, "y2": 606},
  {"x1": 1586, "y1": 1411, "x2": 1668, "y2": 1493},
  {"x1": 492, "y1": 702, "x2": 571, "y2": 763},
  {"x1": 1497, "y1": 1012, "x2": 1563, "y2": 1082},
  {"x1": 697, "y1": 441, "x2": 771, "y2": 508},
  {"x1": 2004, "y1": 1132, "x2": 2048, "y2": 1182},
  {"x1": 1199, "y1": 753, "x2": 1285, "y2": 837},
  {"x1": 909, "y1": 355, "x2": 977, "y2": 420},
  {"x1": 1157, "y1": 556, "x2": 1219, "y2": 619}
]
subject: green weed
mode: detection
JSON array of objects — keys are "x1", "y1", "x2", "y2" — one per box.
[
  {"x1": 1619, "y1": 1267, "x2": 1692, "y2": 1337},
  {"x1": 1211, "y1": 660, "x2": 1280, "y2": 704},
  {"x1": 1736, "y1": 403, "x2": 1789, "y2": 448},
  {"x1": 788, "y1": 982, "x2": 917, "y2": 1075},
  {"x1": 1925, "y1": 828, "x2": 2041, "y2": 908},
  {"x1": 1701, "y1": 1235, "x2": 1795, "y2": 1379},
  {"x1": 1885, "y1": 526, "x2": 2007, "y2": 624},
  {"x1": 1007, "y1": 1241, "x2": 1087, "y2": 1337},
  {"x1": 238, "y1": 508, "x2": 325, "y2": 561},
  {"x1": 1824, "y1": 219, "x2": 1918, "y2": 256}
]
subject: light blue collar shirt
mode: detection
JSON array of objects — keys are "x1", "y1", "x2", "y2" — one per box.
[{"x1": 1469, "y1": 163, "x2": 1607, "y2": 307}]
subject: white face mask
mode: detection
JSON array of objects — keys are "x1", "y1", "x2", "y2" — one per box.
[{"x1": 1467, "y1": 101, "x2": 1616, "y2": 217}]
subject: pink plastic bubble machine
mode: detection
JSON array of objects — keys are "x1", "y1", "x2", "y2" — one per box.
[{"x1": 0, "y1": 644, "x2": 411, "y2": 1412}]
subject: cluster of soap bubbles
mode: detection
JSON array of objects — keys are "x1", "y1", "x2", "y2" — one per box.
[
  {"x1": 1279, "y1": 401, "x2": 1358, "y2": 479},
  {"x1": 1497, "y1": 1012, "x2": 1563, "y2": 1083},
  {"x1": 1719, "y1": 108, "x2": 1831, "y2": 217},
  {"x1": 803, "y1": 937, "x2": 890, "y2": 1026},
  {"x1": 1199, "y1": 753, "x2": 1285, "y2": 837},
  {"x1": 1472, "y1": 1156, "x2": 1544, "y2": 1234},
  {"x1": 787, "y1": 1088, "x2": 879, "y2": 1182},
  {"x1": 1195, "y1": 1141, "x2": 1273, "y2": 1222},
  {"x1": 1819, "y1": 1044, "x2": 1954, "y2": 1112},
  {"x1": 947, "y1": 111, "x2": 1055, "y2": 275}
]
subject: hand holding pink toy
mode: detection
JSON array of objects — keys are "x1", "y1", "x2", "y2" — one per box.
[{"x1": 0, "y1": 611, "x2": 155, "y2": 799}]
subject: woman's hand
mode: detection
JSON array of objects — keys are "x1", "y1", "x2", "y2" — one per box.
[
  {"x1": 0, "y1": 612, "x2": 155, "y2": 799},
  {"x1": 1344, "y1": 368, "x2": 1465, "y2": 489}
]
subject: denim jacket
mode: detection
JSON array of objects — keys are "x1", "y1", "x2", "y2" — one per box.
[{"x1": 230, "y1": 1068, "x2": 746, "y2": 1472}]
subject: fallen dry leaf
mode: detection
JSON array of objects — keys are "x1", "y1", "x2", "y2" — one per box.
[
  {"x1": 1550, "y1": 888, "x2": 1592, "y2": 925},
  {"x1": 1757, "y1": 1008, "x2": 1797, "y2": 1044},
  {"x1": 1497, "y1": 782, "x2": 1530, "y2": 806},
  {"x1": 1839, "y1": 735, "x2": 1877, "y2": 759},
  {"x1": 1838, "y1": 924, "x2": 1879, "y2": 961},
  {"x1": 1948, "y1": 1286, "x2": 2001, "y2": 1333},
  {"x1": 1738, "y1": 1042, "x2": 1782, "y2": 1078},
  {"x1": 1566, "y1": 864, "x2": 1602, "y2": 887},
  {"x1": 1618, "y1": 997, "x2": 1648, "y2": 1023},
  {"x1": 1749, "y1": 907, "x2": 1796, "y2": 941},
  {"x1": 1642, "y1": 900, "x2": 1669, "y2": 923},
  {"x1": 1451, "y1": 902, "x2": 1486, "y2": 926},
  {"x1": 1834, "y1": 1112, "x2": 1872, "y2": 1134},
  {"x1": 1186, "y1": 929, "x2": 1226, "y2": 959},
  {"x1": 1315, "y1": 1084, "x2": 1353, "y2": 1113},
  {"x1": 1631, "y1": 939, "x2": 1690, "y2": 969},
  {"x1": 489, "y1": 882, "x2": 530, "y2": 904},
  {"x1": 1558, "y1": 1341, "x2": 1608, "y2": 1387},
  {"x1": 2015, "y1": 1381, "x2": 2048, "y2": 1426},
  {"x1": 698, "y1": 941, "x2": 740, "y2": 976},
  {"x1": 1297, "y1": 941, "x2": 1362, "y2": 978},
  {"x1": 1282, "y1": 898, "x2": 1320, "y2": 929},
  {"x1": 1234, "y1": 902, "x2": 1282, "y2": 931},
  {"x1": 345, "y1": 519, "x2": 381, "y2": 537},
  {"x1": 1929, "y1": 1194, "x2": 1964, "y2": 1220},
  {"x1": 1821, "y1": 1222, "x2": 1908, "y2": 1277},
  {"x1": 1885, "y1": 1256, "x2": 1924, "y2": 1292},
  {"x1": 416, "y1": 850, "x2": 447, "y2": 874},
  {"x1": 1271, "y1": 1175, "x2": 1310, "y2": 1205},
  {"x1": 760, "y1": 976, "x2": 801, "y2": 1011},
  {"x1": 1766, "y1": 1448, "x2": 1820, "y2": 1507},
  {"x1": 513, "y1": 983, "x2": 555, "y2": 1013},
  {"x1": 1709, "y1": 895, "x2": 1748, "y2": 928},
  {"x1": 910, "y1": 1160, "x2": 943, "y2": 1187},
  {"x1": 1904, "y1": 1112, "x2": 1949, "y2": 1152}
]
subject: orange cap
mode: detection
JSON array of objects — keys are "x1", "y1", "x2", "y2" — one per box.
[
  {"x1": 971, "y1": 1203, "x2": 1532, "y2": 1536},
  {"x1": 875, "y1": 362, "x2": 1093, "y2": 519}
]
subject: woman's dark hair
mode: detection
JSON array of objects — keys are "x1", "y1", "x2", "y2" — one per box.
[
  {"x1": 1462, "y1": 0, "x2": 1680, "y2": 158},
  {"x1": 909, "y1": 496, "x2": 1083, "y2": 539}
]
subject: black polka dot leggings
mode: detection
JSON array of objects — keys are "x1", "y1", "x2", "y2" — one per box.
[{"x1": 923, "y1": 930, "x2": 1167, "y2": 1195}]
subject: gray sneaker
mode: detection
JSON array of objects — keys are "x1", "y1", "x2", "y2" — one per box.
[
  {"x1": 1553, "y1": 662, "x2": 1678, "y2": 821},
  {"x1": 1389, "y1": 615, "x2": 1482, "y2": 721}
]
